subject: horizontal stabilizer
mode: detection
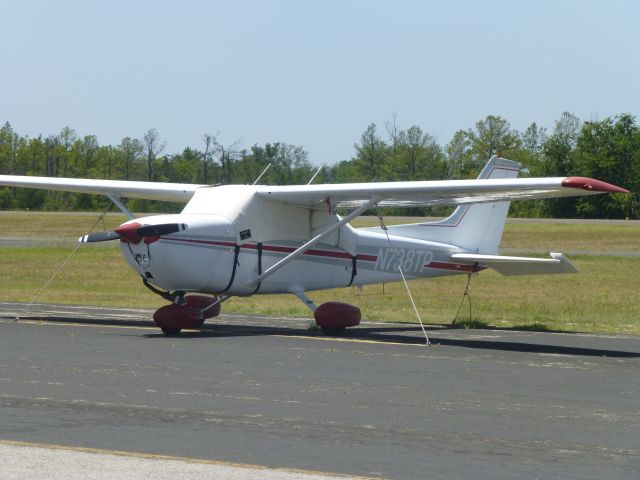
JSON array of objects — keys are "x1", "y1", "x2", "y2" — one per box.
[{"x1": 451, "y1": 252, "x2": 577, "y2": 276}]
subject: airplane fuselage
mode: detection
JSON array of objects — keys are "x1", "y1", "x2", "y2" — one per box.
[{"x1": 120, "y1": 213, "x2": 479, "y2": 297}]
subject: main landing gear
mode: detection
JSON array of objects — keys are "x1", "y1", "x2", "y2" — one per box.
[
  {"x1": 144, "y1": 281, "x2": 360, "y2": 337},
  {"x1": 293, "y1": 291, "x2": 361, "y2": 335}
]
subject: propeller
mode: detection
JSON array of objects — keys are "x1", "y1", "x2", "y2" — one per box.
[
  {"x1": 79, "y1": 222, "x2": 186, "y2": 244},
  {"x1": 137, "y1": 223, "x2": 184, "y2": 238},
  {"x1": 79, "y1": 230, "x2": 121, "y2": 243}
]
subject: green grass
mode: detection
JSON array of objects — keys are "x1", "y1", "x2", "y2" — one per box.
[
  {"x1": 1, "y1": 212, "x2": 639, "y2": 335},
  {"x1": 351, "y1": 216, "x2": 640, "y2": 253},
  {"x1": 0, "y1": 211, "x2": 128, "y2": 237},
  {"x1": 451, "y1": 319, "x2": 491, "y2": 330},
  {"x1": 1, "y1": 246, "x2": 638, "y2": 335},
  {"x1": 500, "y1": 223, "x2": 640, "y2": 253}
]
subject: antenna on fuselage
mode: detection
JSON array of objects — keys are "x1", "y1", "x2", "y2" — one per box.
[
  {"x1": 307, "y1": 164, "x2": 324, "y2": 185},
  {"x1": 252, "y1": 163, "x2": 272, "y2": 185}
]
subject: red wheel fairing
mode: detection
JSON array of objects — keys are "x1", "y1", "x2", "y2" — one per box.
[{"x1": 314, "y1": 302, "x2": 361, "y2": 329}]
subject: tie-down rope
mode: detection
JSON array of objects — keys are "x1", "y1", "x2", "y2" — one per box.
[
  {"x1": 378, "y1": 216, "x2": 430, "y2": 346},
  {"x1": 15, "y1": 204, "x2": 112, "y2": 321}
]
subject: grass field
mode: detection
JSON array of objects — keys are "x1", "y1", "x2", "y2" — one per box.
[{"x1": 1, "y1": 212, "x2": 639, "y2": 335}]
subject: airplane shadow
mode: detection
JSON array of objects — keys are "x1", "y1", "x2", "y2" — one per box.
[{"x1": 8, "y1": 313, "x2": 639, "y2": 359}]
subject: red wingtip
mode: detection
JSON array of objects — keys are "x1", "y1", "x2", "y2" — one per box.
[{"x1": 562, "y1": 177, "x2": 630, "y2": 193}]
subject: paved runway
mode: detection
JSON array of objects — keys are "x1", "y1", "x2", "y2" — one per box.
[{"x1": 1, "y1": 302, "x2": 639, "y2": 479}]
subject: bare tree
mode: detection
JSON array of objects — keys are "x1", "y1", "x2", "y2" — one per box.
[
  {"x1": 385, "y1": 112, "x2": 400, "y2": 156},
  {"x1": 142, "y1": 128, "x2": 165, "y2": 181},
  {"x1": 211, "y1": 135, "x2": 242, "y2": 184},
  {"x1": 202, "y1": 133, "x2": 213, "y2": 184}
]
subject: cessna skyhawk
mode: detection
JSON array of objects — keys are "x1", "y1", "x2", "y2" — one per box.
[{"x1": 0, "y1": 156, "x2": 628, "y2": 335}]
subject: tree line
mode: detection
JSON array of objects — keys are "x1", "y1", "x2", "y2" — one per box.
[{"x1": 0, "y1": 112, "x2": 637, "y2": 218}]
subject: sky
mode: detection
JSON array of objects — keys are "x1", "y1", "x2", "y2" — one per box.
[{"x1": 1, "y1": 0, "x2": 639, "y2": 165}]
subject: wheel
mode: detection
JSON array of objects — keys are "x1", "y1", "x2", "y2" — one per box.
[
  {"x1": 160, "y1": 326, "x2": 182, "y2": 335},
  {"x1": 321, "y1": 326, "x2": 346, "y2": 336}
]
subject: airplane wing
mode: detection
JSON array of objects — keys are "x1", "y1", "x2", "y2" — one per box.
[
  {"x1": 0, "y1": 175, "x2": 206, "y2": 202},
  {"x1": 1, "y1": 159, "x2": 628, "y2": 208},
  {"x1": 257, "y1": 176, "x2": 629, "y2": 210}
]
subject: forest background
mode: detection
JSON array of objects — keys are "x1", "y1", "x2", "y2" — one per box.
[{"x1": 1, "y1": 112, "x2": 637, "y2": 218}]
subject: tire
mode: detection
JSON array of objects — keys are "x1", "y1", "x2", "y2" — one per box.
[
  {"x1": 160, "y1": 326, "x2": 182, "y2": 336},
  {"x1": 321, "y1": 326, "x2": 346, "y2": 336}
]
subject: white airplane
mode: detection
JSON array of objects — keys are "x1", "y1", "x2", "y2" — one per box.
[{"x1": 0, "y1": 156, "x2": 628, "y2": 335}]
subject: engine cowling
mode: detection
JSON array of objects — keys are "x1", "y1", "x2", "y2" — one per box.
[
  {"x1": 153, "y1": 295, "x2": 221, "y2": 335},
  {"x1": 314, "y1": 302, "x2": 361, "y2": 330}
]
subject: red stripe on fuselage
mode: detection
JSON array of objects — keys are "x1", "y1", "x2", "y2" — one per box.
[
  {"x1": 162, "y1": 237, "x2": 478, "y2": 272},
  {"x1": 164, "y1": 237, "x2": 236, "y2": 248},
  {"x1": 162, "y1": 237, "x2": 377, "y2": 262}
]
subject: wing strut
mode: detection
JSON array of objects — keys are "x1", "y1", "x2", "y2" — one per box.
[
  {"x1": 246, "y1": 198, "x2": 378, "y2": 288},
  {"x1": 107, "y1": 194, "x2": 135, "y2": 219}
]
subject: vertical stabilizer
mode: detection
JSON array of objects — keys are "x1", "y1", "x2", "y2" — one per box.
[{"x1": 384, "y1": 156, "x2": 521, "y2": 254}]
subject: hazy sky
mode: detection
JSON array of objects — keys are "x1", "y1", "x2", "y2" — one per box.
[{"x1": 1, "y1": 0, "x2": 638, "y2": 165}]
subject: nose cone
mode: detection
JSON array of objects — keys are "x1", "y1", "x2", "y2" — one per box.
[{"x1": 115, "y1": 222, "x2": 142, "y2": 244}]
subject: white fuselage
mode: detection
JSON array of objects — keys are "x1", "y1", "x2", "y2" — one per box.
[{"x1": 119, "y1": 208, "x2": 478, "y2": 297}]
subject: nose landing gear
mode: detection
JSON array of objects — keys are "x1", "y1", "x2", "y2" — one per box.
[
  {"x1": 142, "y1": 278, "x2": 226, "y2": 335},
  {"x1": 153, "y1": 294, "x2": 223, "y2": 335}
]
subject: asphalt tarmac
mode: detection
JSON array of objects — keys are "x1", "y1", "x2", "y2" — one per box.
[{"x1": 0, "y1": 302, "x2": 639, "y2": 479}]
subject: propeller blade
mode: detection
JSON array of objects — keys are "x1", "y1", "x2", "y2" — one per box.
[
  {"x1": 79, "y1": 231, "x2": 121, "y2": 243},
  {"x1": 136, "y1": 223, "x2": 184, "y2": 238},
  {"x1": 80, "y1": 222, "x2": 187, "y2": 244}
]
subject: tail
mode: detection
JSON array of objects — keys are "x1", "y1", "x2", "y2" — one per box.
[{"x1": 386, "y1": 156, "x2": 521, "y2": 254}]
